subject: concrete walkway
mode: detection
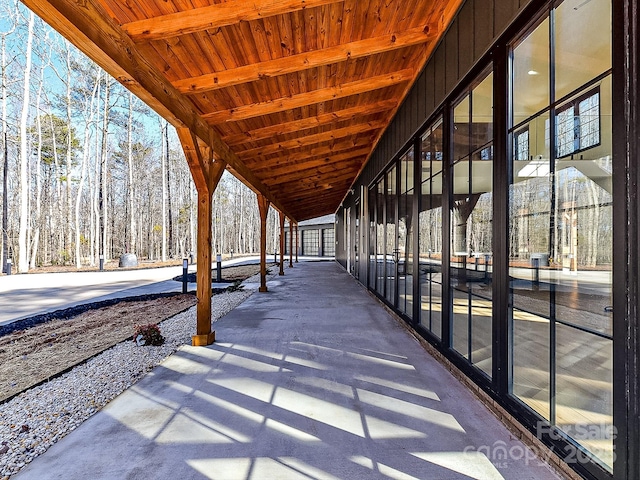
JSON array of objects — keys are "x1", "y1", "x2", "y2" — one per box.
[
  {"x1": 0, "y1": 256, "x2": 333, "y2": 326},
  {"x1": 15, "y1": 262, "x2": 563, "y2": 480}
]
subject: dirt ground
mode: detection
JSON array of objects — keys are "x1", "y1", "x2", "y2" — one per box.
[
  {"x1": 0, "y1": 295, "x2": 196, "y2": 403},
  {"x1": 0, "y1": 263, "x2": 269, "y2": 403}
]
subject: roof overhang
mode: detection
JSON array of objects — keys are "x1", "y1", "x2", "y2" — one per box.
[{"x1": 22, "y1": 0, "x2": 462, "y2": 221}]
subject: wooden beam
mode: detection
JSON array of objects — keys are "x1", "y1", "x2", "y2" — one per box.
[
  {"x1": 123, "y1": 0, "x2": 344, "y2": 43},
  {"x1": 253, "y1": 147, "x2": 370, "y2": 177},
  {"x1": 279, "y1": 211, "x2": 285, "y2": 276},
  {"x1": 295, "y1": 225, "x2": 299, "y2": 263},
  {"x1": 22, "y1": 0, "x2": 296, "y2": 223},
  {"x1": 203, "y1": 69, "x2": 414, "y2": 123},
  {"x1": 192, "y1": 158, "x2": 225, "y2": 346},
  {"x1": 248, "y1": 137, "x2": 371, "y2": 166},
  {"x1": 287, "y1": 186, "x2": 352, "y2": 202},
  {"x1": 237, "y1": 120, "x2": 385, "y2": 159},
  {"x1": 264, "y1": 161, "x2": 365, "y2": 186},
  {"x1": 174, "y1": 25, "x2": 437, "y2": 94},
  {"x1": 271, "y1": 165, "x2": 360, "y2": 186},
  {"x1": 257, "y1": 194, "x2": 270, "y2": 292},
  {"x1": 177, "y1": 128, "x2": 208, "y2": 193},
  {"x1": 222, "y1": 99, "x2": 397, "y2": 146},
  {"x1": 178, "y1": 127, "x2": 227, "y2": 345},
  {"x1": 283, "y1": 198, "x2": 345, "y2": 218},
  {"x1": 278, "y1": 197, "x2": 346, "y2": 216}
]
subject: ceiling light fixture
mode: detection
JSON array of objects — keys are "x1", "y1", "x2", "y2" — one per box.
[{"x1": 528, "y1": 70, "x2": 539, "y2": 75}]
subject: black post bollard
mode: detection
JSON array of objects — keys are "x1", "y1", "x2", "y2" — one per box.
[
  {"x1": 484, "y1": 254, "x2": 490, "y2": 282},
  {"x1": 99, "y1": 255, "x2": 104, "y2": 271},
  {"x1": 182, "y1": 258, "x2": 188, "y2": 294},
  {"x1": 5, "y1": 259, "x2": 11, "y2": 275},
  {"x1": 216, "y1": 254, "x2": 222, "y2": 283},
  {"x1": 533, "y1": 257, "x2": 540, "y2": 287}
]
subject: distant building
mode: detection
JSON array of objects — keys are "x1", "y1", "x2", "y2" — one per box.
[{"x1": 285, "y1": 214, "x2": 335, "y2": 257}]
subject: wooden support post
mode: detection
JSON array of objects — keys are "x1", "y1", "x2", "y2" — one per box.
[
  {"x1": 279, "y1": 211, "x2": 285, "y2": 276},
  {"x1": 192, "y1": 189, "x2": 215, "y2": 346},
  {"x1": 257, "y1": 194, "x2": 270, "y2": 292},
  {"x1": 295, "y1": 224, "x2": 299, "y2": 262},
  {"x1": 289, "y1": 221, "x2": 293, "y2": 267},
  {"x1": 178, "y1": 128, "x2": 226, "y2": 346}
]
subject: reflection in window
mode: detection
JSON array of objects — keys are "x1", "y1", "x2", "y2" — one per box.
[
  {"x1": 398, "y1": 149, "x2": 414, "y2": 317},
  {"x1": 450, "y1": 69, "x2": 493, "y2": 377},
  {"x1": 419, "y1": 117, "x2": 444, "y2": 339},
  {"x1": 514, "y1": 128, "x2": 529, "y2": 161},
  {"x1": 556, "y1": 89, "x2": 600, "y2": 157},
  {"x1": 509, "y1": 0, "x2": 612, "y2": 470}
]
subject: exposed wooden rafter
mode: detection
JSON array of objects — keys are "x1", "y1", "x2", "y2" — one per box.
[
  {"x1": 270, "y1": 170, "x2": 358, "y2": 195},
  {"x1": 174, "y1": 25, "x2": 437, "y2": 94},
  {"x1": 265, "y1": 162, "x2": 365, "y2": 186},
  {"x1": 253, "y1": 147, "x2": 370, "y2": 177},
  {"x1": 25, "y1": 0, "x2": 463, "y2": 223},
  {"x1": 202, "y1": 69, "x2": 414, "y2": 124},
  {"x1": 237, "y1": 120, "x2": 385, "y2": 160},
  {"x1": 122, "y1": 0, "x2": 344, "y2": 43},
  {"x1": 222, "y1": 99, "x2": 397, "y2": 146}
]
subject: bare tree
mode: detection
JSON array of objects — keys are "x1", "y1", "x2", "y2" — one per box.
[{"x1": 17, "y1": 10, "x2": 34, "y2": 273}]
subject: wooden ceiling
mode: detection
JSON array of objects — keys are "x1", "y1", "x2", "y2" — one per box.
[{"x1": 24, "y1": 0, "x2": 462, "y2": 221}]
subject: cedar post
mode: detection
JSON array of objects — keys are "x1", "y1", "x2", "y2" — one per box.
[
  {"x1": 289, "y1": 221, "x2": 293, "y2": 267},
  {"x1": 178, "y1": 128, "x2": 225, "y2": 346},
  {"x1": 193, "y1": 190, "x2": 215, "y2": 345},
  {"x1": 279, "y1": 211, "x2": 285, "y2": 275},
  {"x1": 257, "y1": 194, "x2": 270, "y2": 292},
  {"x1": 295, "y1": 224, "x2": 299, "y2": 262}
]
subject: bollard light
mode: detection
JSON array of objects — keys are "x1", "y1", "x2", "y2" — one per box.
[
  {"x1": 182, "y1": 258, "x2": 189, "y2": 294},
  {"x1": 99, "y1": 254, "x2": 104, "y2": 271},
  {"x1": 216, "y1": 254, "x2": 222, "y2": 283}
]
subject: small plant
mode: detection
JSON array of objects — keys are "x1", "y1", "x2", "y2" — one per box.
[
  {"x1": 133, "y1": 323, "x2": 164, "y2": 346},
  {"x1": 226, "y1": 280, "x2": 244, "y2": 292}
]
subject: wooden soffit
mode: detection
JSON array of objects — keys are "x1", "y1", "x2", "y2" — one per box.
[{"x1": 22, "y1": 0, "x2": 463, "y2": 221}]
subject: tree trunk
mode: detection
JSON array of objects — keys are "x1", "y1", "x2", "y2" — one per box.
[
  {"x1": 1, "y1": 31, "x2": 12, "y2": 273},
  {"x1": 127, "y1": 92, "x2": 136, "y2": 253},
  {"x1": 99, "y1": 77, "x2": 110, "y2": 262},
  {"x1": 75, "y1": 71, "x2": 99, "y2": 268},
  {"x1": 30, "y1": 66, "x2": 45, "y2": 269},
  {"x1": 65, "y1": 43, "x2": 73, "y2": 263},
  {"x1": 18, "y1": 11, "x2": 34, "y2": 273},
  {"x1": 164, "y1": 121, "x2": 173, "y2": 259}
]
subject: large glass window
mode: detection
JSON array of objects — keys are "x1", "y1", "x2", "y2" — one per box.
[
  {"x1": 450, "y1": 70, "x2": 494, "y2": 377},
  {"x1": 302, "y1": 230, "x2": 319, "y2": 256},
  {"x1": 376, "y1": 181, "x2": 385, "y2": 294},
  {"x1": 385, "y1": 167, "x2": 397, "y2": 305},
  {"x1": 398, "y1": 149, "x2": 414, "y2": 317},
  {"x1": 509, "y1": 0, "x2": 613, "y2": 470},
  {"x1": 419, "y1": 118, "x2": 444, "y2": 339},
  {"x1": 322, "y1": 228, "x2": 335, "y2": 257},
  {"x1": 368, "y1": 187, "x2": 377, "y2": 288}
]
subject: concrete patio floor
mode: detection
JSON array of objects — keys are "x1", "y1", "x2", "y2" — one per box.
[{"x1": 15, "y1": 261, "x2": 563, "y2": 480}]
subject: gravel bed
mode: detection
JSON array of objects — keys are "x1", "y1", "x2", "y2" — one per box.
[{"x1": 0, "y1": 275, "x2": 261, "y2": 479}]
